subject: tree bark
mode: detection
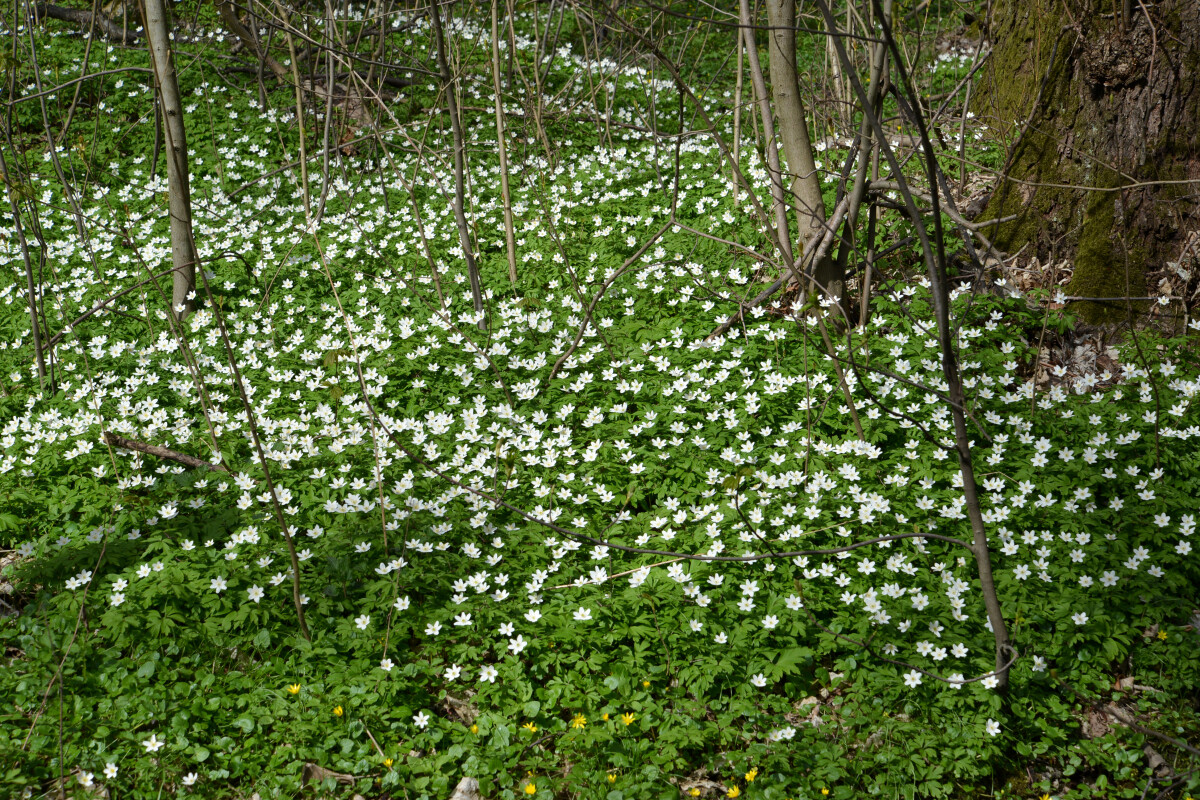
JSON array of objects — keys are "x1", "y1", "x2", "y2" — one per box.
[
  {"x1": 216, "y1": 0, "x2": 288, "y2": 81},
  {"x1": 740, "y1": 0, "x2": 795, "y2": 269},
  {"x1": 764, "y1": 0, "x2": 844, "y2": 307},
  {"x1": 974, "y1": 0, "x2": 1200, "y2": 323},
  {"x1": 142, "y1": 0, "x2": 197, "y2": 320},
  {"x1": 430, "y1": 0, "x2": 485, "y2": 329},
  {"x1": 491, "y1": 0, "x2": 517, "y2": 284}
]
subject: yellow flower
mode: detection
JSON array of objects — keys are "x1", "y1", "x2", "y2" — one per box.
[
  {"x1": 470, "y1": 723, "x2": 479, "y2": 734},
  {"x1": 821, "y1": 789, "x2": 830, "y2": 797},
  {"x1": 383, "y1": 757, "x2": 393, "y2": 768},
  {"x1": 1039, "y1": 794, "x2": 1050, "y2": 800},
  {"x1": 571, "y1": 714, "x2": 587, "y2": 729},
  {"x1": 620, "y1": 712, "x2": 635, "y2": 726},
  {"x1": 745, "y1": 767, "x2": 758, "y2": 783},
  {"x1": 602, "y1": 713, "x2": 610, "y2": 721},
  {"x1": 689, "y1": 789, "x2": 700, "y2": 797},
  {"x1": 642, "y1": 680, "x2": 651, "y2": 688},
  {"x1": 727, "y1": 787, "x2": 741, "y2": 798},
  {"x1": 1158, "y1": 630, "x2": 1168, "y2": 640},
  {"x1": 607, "y1": 774, "x2": 617, "y2": 784},
  {"x1": 522, "y1": 722, "x2": 538, "y2": 733},
  {"x1": 333, "y1": 705, "x2": 343, "y2": 717},
  {"x1": 524, "y1": 782, "x2": 537, "y2": 795},
  {"x1": 287, "y1": 684, "x2": 301, "y2": 695}
]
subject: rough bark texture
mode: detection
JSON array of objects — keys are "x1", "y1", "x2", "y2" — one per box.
[{"x1": 974, "y1": 0, "x2": 1200, "y2": 322}]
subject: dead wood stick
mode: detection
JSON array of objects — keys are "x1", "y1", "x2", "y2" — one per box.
[
  {"x1": 102, "y1": 432, "x2": 229, "y2": 473},
  {"x1": 32, "y1": 3, "x2": 138, "y2": 44}
]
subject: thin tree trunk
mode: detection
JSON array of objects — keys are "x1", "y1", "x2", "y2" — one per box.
[
  {"x1": 1, "y1": 153, "x2": 49, "y2": 388},
  {"x1": 859, "y1": 139, "x2": 881, "y2": 327},
  {"x1": 813, "y1": 0, "x2": 1013, "y2": 686},
  {"x1": 840, "y1": 0, "x2": 891, "y2": 321},
  {"x1": 491, "y1": 0, "x2": 517, "y2": 283},
  {"x1": 216, "y1": 0, "x2": 288, "y2": 80},
  {"x1": 142, "y1": 0, "x2": 196, "y2": 320},
  {"x1": 732, "y1": 22, "x2": 744, "y2": 212},
  {"x1": 764, "y1": 0, "x2": 844, "y2": 305},
  {"x1": 430, "y1": 0, "x2": 485, "y2": 329},
  {"x1": 739, "y1": 0, "x2": 794, "y2": 269}
]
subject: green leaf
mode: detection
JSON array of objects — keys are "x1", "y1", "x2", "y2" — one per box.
[{"x1": 771, "y1": 646, "x2": 812, "y2": 677}]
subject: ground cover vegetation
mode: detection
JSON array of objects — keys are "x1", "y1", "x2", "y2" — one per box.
[{"x1": 1, "y1": 1, "x2": 1199, "y2": 799}]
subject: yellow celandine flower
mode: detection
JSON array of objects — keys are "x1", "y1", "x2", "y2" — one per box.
[
  {"x1": 522, "y1": 722, "x2": 538, "y2": 733},
  {"x1": 1039, "y1": 794, "x2": 1050, "y2": 800},
  {"x1": 821, "y1": 789, "x2": 830, "y2": 796},
  {"x1": 727, "y1": 787, "x2": 741, "y2": 798},
  {"x1": 602, "y1": 713, "x2": 610, "y2": 721},
  {"x1": 621, "y1": 713, "x2": 635, "y2": 726},
  {"x1": 607, "y1": 774, "x2": 616, "y2": 784},
  {"x1": 1158, "y1": 630, "x2": 1168, "y2": 640},
  {"x1": 689, "y1": 789, "x2": 701, "y2": 797},
  {"x1": 524, "y1": 782, "x2": 537, "y2": 795},
  {"x1": 642, "y1": 680, "x2": 651, "y2": 688},
  {"x1": 745, "y1": 768, "x2": 758, "y2": 782},
  {"x1": 470, "y1": 724, "x2": 479, "y2": 734},
  {"x1": 383, "y1": 757, "x2": 393, "y2": 768},
  {"x1": 333, "y1": 705, "x2": 343, "y2": 717},
  {"x1": 571, "y1": 714, "x2": 587, "y2": 729},
  {"x1": 287, "y1": 684, "x2": 301, "y2": 695}
]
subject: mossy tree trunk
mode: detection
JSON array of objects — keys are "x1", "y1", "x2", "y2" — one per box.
[{"x1": 973, "y1": 0, "x2": 1199, "y2": 322}]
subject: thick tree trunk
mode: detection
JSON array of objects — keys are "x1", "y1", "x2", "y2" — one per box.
[
  {"x1": 142, "y1": 0, "x2": 196, "y2": 320},
  {"x1": 974, "y1": 0, "x2": 1200, "y2": 322}
]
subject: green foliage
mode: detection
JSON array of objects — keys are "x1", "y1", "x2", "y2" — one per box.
[{"x1": 1, "y1": 6, "x2": 1197, "y2": 800}]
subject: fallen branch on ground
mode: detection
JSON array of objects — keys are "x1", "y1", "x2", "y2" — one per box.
[
  {"x1": 102, "y1": 433, "x2": 229, "y2": 473},
  {"x1": 32, "y1": 3, "x2": 138, "y2": 44}
]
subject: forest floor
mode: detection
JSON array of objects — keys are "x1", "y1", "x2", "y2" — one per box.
[{"x1": 1, "y1": 5, "x2": 1199, "y2": 800}]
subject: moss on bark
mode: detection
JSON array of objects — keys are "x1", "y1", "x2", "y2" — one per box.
[{"x1": 973, "y1": 0, "x2": 1199, "y2": 322}]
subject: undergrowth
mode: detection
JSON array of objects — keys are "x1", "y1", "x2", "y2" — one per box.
[{"x1": 1, "y1": 6, "x2": 1199, "y2": 800}]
